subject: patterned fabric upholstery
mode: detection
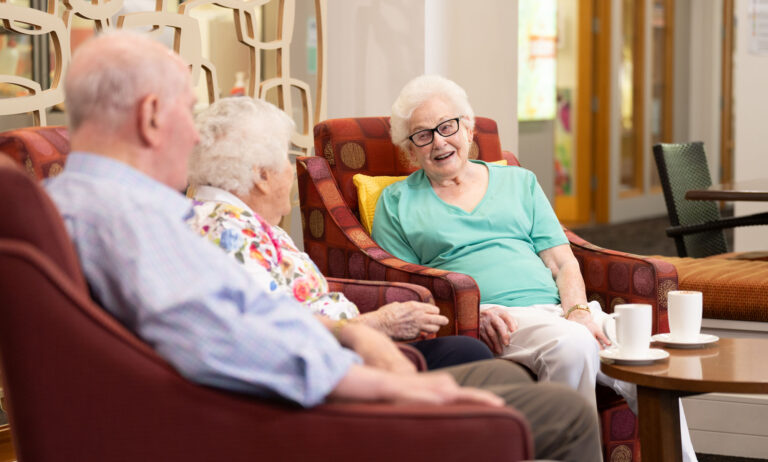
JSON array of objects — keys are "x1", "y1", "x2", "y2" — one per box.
[
  {"x1": 567, "y1": 231, "x2": 676, "y2": 334},
  {"x1": 0, "y1": 126, "x2": 70, "y2": 180},
  {"x1": 326, "y1": 277, "x2": 434, "y2": 313},
  {"x1": 303, "y1": 116, "x2": 682, "y2": 462},
  {"x1": 303, "y1": 116, "x2": 674, "y2": 336},
  {"x1": 302, "y1": 117, "x2": 520, "y2": 337},
  {"x1": 655, "y1": 255, "x2": 768, "y2": 321}
]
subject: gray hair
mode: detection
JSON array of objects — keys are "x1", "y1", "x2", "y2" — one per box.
[
  {"x1": 65, "y1": 30, "x2": 188, "y2": 132},
  {"x1": 188, "y1": 97, "x2": 295, "y2": 196},
  {"x1": 390, "y1": 75, "x2": 475, "y2": 153}
]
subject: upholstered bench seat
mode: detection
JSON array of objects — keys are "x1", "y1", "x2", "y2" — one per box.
[{"x1": 655, "y1": 255, "x2": 768, "y2": 322}]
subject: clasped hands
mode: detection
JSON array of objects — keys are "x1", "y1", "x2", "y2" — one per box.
[{"x1": 340, "y1": 301, "x2": 448, "y2": 373}]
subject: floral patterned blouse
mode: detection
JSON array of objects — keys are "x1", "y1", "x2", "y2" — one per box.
[{"x1": 187, "y1": 185, "x2": 360, "y2": 320}]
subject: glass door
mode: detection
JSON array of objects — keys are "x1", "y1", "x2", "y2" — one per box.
[{"x1": 594, "y1": 0, "x2": 673, "y2": 223}]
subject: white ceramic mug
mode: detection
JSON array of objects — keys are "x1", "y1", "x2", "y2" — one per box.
[
  {"x1": 667, "y1": 290, "x2": 703, "y2": 342},
  {"x1": 602, "y1": 304, "x2": 652, "y2": 357}
]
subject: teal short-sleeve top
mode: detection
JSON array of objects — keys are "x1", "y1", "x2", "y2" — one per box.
[{"x1": 372, "y1": 160, "x2": 567, "y2": 307}]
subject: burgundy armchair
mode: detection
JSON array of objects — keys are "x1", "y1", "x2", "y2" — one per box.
[
  {"x1": 300, "y1": 116, "x2": 681, "y2": 461},
  {"x1": 0, "y1": 135, "x2": 534, "y2": 461}
]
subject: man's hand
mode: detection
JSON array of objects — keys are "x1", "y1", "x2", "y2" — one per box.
[
  {"x1": 328, "y1": 365, "x2": 504, "y2": 407},
  {"x1": 366, "y1": 301, "x2": 449, "y2": 341},
  {"x1": 479, "y1": 307, "x2": 518, "y2": 355},
  {"x1": 566, "y1": 309, "x2": 611, "y2": 349},
  {"x1": 337, "y1": 322, "x2": 418, "y2": 374},
  {"x1": 387, "y1": 372, "x2": 505, "y2": 406}
]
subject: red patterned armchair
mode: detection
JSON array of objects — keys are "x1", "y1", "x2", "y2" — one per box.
[{"x1": 300, "y1": 116, "x2": 680, "y2": 462}]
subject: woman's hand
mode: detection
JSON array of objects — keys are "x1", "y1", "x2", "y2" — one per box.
[
  {"x1": 365, "y1": 301, "x2": 449, "y2": 341},
  {"x1": 336, "y1": 322, "x2": 418, "y2": 374},
  {"x1": 565, "y1": 309, "x2": 611, "y2": 349},
  {"x1": 479, "y1": 307, "x2": 518, "y2": 355}
]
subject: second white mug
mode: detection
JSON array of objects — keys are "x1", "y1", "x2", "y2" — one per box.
[
  {"x1": 603, "y1": 304, "x2": 652, "y2": 357},
  {"x1": 668, "y1": 290, "x2": 703, "y2": 342}
]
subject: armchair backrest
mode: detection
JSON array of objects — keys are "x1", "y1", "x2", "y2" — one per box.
[
  {"x1": 313, "y1": 116, "x2": 518, "y2": 220},
  {"x1": 652, "y1": 142, "x2": 728, "y2": 257},
  {"x1": 0, "y1": 158, "x2": 87, "y2": 292}
]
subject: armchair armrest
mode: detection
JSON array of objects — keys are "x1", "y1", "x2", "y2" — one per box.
[
  {"x1": 565, "y1": 228, "x2": 677, "y2": 334},
  {"x1": 326, "y1": 278, "x2": 433, "y2": 370},
  {"x1": 326, "y1": 277, "x2": 434, "y2": 313},
  {"x1": 298, "y1": 156, "x2": 480, "y2": 338},
  {"x1": 665, "y1": 211, "x2": 768, "y2": 237}
]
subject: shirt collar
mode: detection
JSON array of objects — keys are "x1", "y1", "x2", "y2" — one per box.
[
  {"x1": 191, "y1": 185, "x2": 254, "y2": 213},
  {"x1": 63, "y1": 152, "x2": 193, "y2": 219}
]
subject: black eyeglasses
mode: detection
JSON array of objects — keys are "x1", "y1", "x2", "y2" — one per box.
[{"x1": 408, "y1": 117, "x2": 461, "y2": 147}]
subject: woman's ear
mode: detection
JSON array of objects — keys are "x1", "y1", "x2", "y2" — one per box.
[{"x1": 253, "y1": 167, "x2": 270, "y2": 194}]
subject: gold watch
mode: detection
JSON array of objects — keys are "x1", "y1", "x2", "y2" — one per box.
[{"x1": 565, "y1": 304, "x2": 590, "y2": 319}]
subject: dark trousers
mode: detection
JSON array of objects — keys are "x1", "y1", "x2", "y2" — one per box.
[{"x1": 409, "y1": 335, "x2": 493, "y2": 370}]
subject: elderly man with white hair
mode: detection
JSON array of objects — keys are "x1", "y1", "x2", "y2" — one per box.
[{"x1": 40, "y1": 25, "x2": 606, "y2": 461}]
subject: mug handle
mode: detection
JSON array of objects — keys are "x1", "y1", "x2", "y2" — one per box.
[{"x1": 603, "y1": 313, "x2": 619, "y2": 347}]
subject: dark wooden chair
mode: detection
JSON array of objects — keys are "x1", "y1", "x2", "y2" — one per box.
[{"x1": 653, "y1": 141, "x2": 768, "y2": 258}]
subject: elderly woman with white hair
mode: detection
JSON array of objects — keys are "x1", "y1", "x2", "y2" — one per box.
[
  {"x1": 186, "y1": 97, "x2": 494, "y2": 370},
  {"x1": 373, "y1": 74, "x2": 698, "y2": 461}
]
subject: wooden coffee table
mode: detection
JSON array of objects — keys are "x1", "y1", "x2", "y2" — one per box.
[{"x1": 600, "y1": 337, "x2": 768, "y2": 462}]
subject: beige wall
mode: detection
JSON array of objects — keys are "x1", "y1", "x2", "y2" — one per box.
[
  {"x1": 326, "y1": 0, "x2": 519, "y2": 156},
  {"x1": 733, "y1": 0, "x2": 768, "y2": 251},
  {"x1": 326, "y1": 0, "x2": 427, "y2": 119}
]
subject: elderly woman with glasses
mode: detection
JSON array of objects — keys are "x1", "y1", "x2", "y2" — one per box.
[
  {"x1": 185, "y1": 97, "x2": 494, "y2": 371},
  {"x1": 372, "y1": 75, "x2": 698, "y2": 462}
]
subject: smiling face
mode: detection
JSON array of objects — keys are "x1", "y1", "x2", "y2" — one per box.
[{"x1": 407, "y1": 96, "x2": 473, "y2": 183}]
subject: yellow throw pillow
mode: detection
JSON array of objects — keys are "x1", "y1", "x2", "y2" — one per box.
[
  {"x1": 353, "y1": 174, "x2": 407, "y2": 234},
  {"x1": 353, "y1": 159, "x2": 507, "y2": 234}
]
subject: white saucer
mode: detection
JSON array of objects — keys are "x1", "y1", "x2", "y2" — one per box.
[
  {"x1": 599, "y1": 348, "x2": 669, "y2": 365},
  {"x1": 651, "y1": 333, "x2": 719, "y2": 348}
]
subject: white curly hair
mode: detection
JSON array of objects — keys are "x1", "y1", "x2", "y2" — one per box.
[
  {"x1": 188, "y1": 97, "x2": 295, "y2": 196},
  {"x1": 390, "y1": 75, "x2": 475, "y2": 153}
]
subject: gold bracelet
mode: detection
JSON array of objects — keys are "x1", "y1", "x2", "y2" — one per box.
[
  {"x1": 331, "y1": 319, "x2": 350, "y2": 339},
  {"x1": 565, "y1": 304, "x2": 591, "y2": 319}
]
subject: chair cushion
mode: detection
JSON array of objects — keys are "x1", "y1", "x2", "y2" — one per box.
[
  {"x1": 654, "y1": 255, "x2": 768, "y2": 321},
  {"x1": 353, "y1": 160, "x2": 508, "y2": 234},
  {"x1": 353, "y1": 174, "x2": 408, "y2": 233}
]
